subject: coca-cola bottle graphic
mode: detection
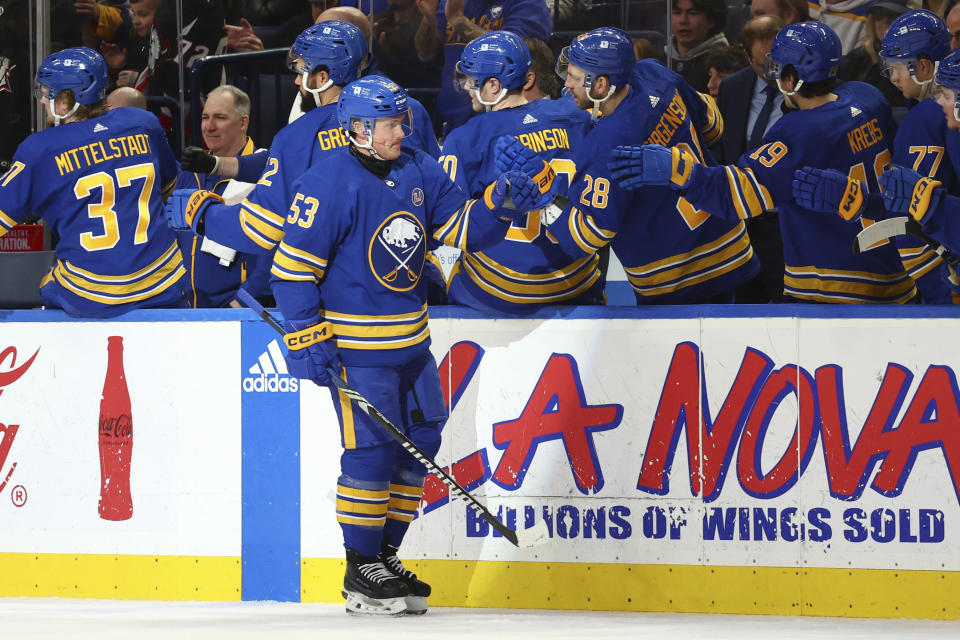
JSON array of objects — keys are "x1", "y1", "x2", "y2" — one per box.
[{"x1": 98, "y1": 336, "x2": 133, "y2": 521}]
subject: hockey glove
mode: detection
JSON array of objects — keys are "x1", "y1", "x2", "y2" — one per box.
[
  {"x1": 283, "y1": 318, "x2": 340, "y2": 387},
  {"x1": 493, "y1": 135, "x2": 557, "y2": 208},
  {"x1": 180, "y1": 146, "x2": 219, "y2": 174},
  {"x1": 878, "y1": 166, "x2": 943, "y2": 222},
  {"x1": 608, "y1": 144, "x2": 699, "y2": 190},
  {"x1": 483, "y1": 170, "x2": 542, "y2": 221},
  {"x1": 792, "y1": 167, "x2": 866, "y2": 222},
  {"x1": 165, "y1": 188, "x2": 224, "y2": 234}
]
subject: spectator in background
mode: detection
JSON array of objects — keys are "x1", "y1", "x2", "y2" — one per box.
[
  {"x1": 924, "y1": 0, "x2": 953, "y2": 18},
  {"x1": 523, "y1": 37, "x2": 560, "y2": 99},
  {"x1": 667, "y1": 0, "x2": 728, "y2": 92},
  {"x1": 106, "y1": 86, "x2": 148, "y2": 109},
  {"x1": 633, "y1": 37, "x2": 662, "y2": 61},
  {"x1": 947, "y1": 3, "x2": 960, "y2": 48},
  {"x1": 748, "y1": 0, "x2": 809, "y2": 23},
  {"x1": 373, "y1": 0, "x2": 443, "y2": 97},
  {"x1": 705, "y1": 44, "x2": 747, "y2": 97},
  {"x1": 174, "y1": 84, "x2": 268, "y2": 308},
  {"x1": 224, "y1": 18, "x2": 265, "y2": 52},
  {"x1": 712, "y1": 14, "x2": 786, "y2": 303},
  {"x1": 838, "y1": 0, "x2": 912, "y2": 107},
  {"x1": 414, "y1": 0, "x2": 552, "y2": 135},
  {"x1": 811, "y1": 0, "x2": 896, "y2": 55},
  {"x1": 230, "y1": 0, "x2": 307, "y2": 25}
]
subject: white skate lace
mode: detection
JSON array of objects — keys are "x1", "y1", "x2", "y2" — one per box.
[
  {"x1": 384, "y1": 553, "x2": 416, "y2": 579},
  {"x1": 359, "y1": 561, "x2": 396, "y2": 583}
]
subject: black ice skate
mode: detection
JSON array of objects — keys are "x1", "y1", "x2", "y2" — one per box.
[
  {"x1": 342, "y1": 548, "x2": 409, "y2": 616},
  {"x1": 380, "y1": 542, "x2": 431, "y2": 615}
]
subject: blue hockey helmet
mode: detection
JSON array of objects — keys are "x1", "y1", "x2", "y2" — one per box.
[
  {"x1": 338, "y1": 76, "x2": 413, "y2": 158},
  {"x1": 456, "y1": 31, "x2": 532, "y2": 94},
  {"x1": 880, "y1": 10, "x2": 950, "y2": 62},
  {"x1": 765, "y1": 21, "x2": 842, "y2": 86},
  {"x1": 933, "y1": 49, "x2": 960, "y2": 122},
  {"x1": 556, "y1": 27, "x2": 635, "y2": 89},
  {"x1": 36, "y1": 47, "x2": 108, "y2": 105},
  {"x1": 288, "y1": 21, "x2": 367, "y2": 85}
]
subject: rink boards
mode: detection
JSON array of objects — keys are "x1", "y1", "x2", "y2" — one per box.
[{"x1": 1, "y1": 305, "x2": 960, "y2": 619}]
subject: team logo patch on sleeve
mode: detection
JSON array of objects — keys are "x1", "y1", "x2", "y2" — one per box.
[
  {"x1": 369, "y1": 212, "x2": 426, "y2": 291},
  {"x1": 411, "y1": 188, "x2": 424, "y2": 207}
]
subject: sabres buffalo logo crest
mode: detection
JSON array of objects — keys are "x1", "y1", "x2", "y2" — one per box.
[{"x1": 369, "y1": 211, "x2": 426, "y2": 291}]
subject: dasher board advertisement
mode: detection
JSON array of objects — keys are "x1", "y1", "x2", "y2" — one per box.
[
  {"x1": 304, "y1": 315, "x2": 960, "y2": 572},
  {"x1": 0, "y1": 322, "x2": 241, "y2": 557}
]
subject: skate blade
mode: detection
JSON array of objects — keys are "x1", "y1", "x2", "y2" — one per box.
[
  {"x1": 342, "y1": 590, "x2": 408, "y2": 617},
  {"x1": 404, "y1": 596, "x2": 428, "y2": 615}
]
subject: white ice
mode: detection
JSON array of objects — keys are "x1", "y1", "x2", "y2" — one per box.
[{"x1": 1, "y1": 599, "x2": 959, "y2": 639}]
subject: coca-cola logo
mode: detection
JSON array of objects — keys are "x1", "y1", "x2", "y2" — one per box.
[
  {"x1": 0, "y1": 345, "x2": 39, "y2": 500},
  {"x1": 0, "y1": 346, "x2": 40, "y2": 399},
  {"x1": 99, "y1": 414, "x2": 133, "y2": 438}
]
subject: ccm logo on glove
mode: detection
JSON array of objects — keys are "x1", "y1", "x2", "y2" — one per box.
[{"x1": 285, "y1": 322, "x2": 334, "y2": 349}]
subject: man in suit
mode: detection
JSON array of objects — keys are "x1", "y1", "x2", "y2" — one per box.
[
  {"x1": 714, "y1": 14, "x2": 786, "y2": 302},
  {"x1": 713, "y1": 14, "x2": 785, "y2": 164}
]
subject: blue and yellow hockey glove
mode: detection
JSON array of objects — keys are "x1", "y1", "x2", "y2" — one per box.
[
  {"x1": 283, "y1": 318, "x2": 340, "y2": 387},
  {"x1": 493, "y1": 135, "x2": 557, "y2": 208},
  {"x1": 608, "y1": 144, "x2": 698, "y2": 190},
  {"x1": 483, "y1": 170, "x2": 542, "y2": 221},
  {"x1": 792, "y1": 167, "x2": 866, "y2": 222},
  {"x1": 878, "y1": 166, "x2": 943, "y2": 222},
  {"x1": 165, "y1": 188, "x2": 224, "y2": 234}
]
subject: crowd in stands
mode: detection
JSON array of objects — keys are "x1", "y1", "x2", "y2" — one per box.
[{"x1": 6, "y1": 0, "x2": 960, "y2": 312}]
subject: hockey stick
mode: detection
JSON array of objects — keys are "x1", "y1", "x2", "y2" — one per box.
[
  {"x1": 236, "y1": 288, "x2": 549, "y2": 548},
  {"x1": 853, "y1": 216, "x2": 960, "y2": 286}
]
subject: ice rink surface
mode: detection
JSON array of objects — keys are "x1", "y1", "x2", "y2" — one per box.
[{"x1": 1, "y1": 599, "x2": 959, "y2": 639}]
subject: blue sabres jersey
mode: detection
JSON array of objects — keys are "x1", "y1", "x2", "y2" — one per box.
[
  {"x1": 0, "y1": 107, "x2": 186, "y2": 316},
  {"x1": 271, "y1": 147, "x2": 512, "y2": 367},
  {"x1": 891, "y1": 98, "x2": 956, "y2": 303},
  {"x1": 549, "y1": 61, "x2": 757, "y2": 304},
  {"x1": 439, "y1": 98, "x2": 600, "y2": 313},
  {"x1": 202, "y1": 97, "x2": 438, "y2": 256},
  {"x1": 688, "y1": 81, "x2": 915, "y2": 303}
]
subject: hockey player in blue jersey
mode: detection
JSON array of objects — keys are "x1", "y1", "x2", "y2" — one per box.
[
  {"x1": 438, "y1": 31, "x2": 602, "y2": 313},
  {"x1": 270, "y1": 76, "x2": 541, "y2": 615},
  {"x1": 0, "y1": 47, "x2": 187, "y2": 317},
  {"x1": 610, "y1": 22, "x2": 917, "y2": 304},
  {"x1": 165, "y1": 22, "x2": 438, "y2": 267},
  {"x1": 810, "y1": 50, "x2": 960, "y2": 267},
  {"x1": 870, "y1": 10, "x2": 954, "y2": 302},
  {"x1": 505, "y1": 27, "x2": 757, "y2": 305}
]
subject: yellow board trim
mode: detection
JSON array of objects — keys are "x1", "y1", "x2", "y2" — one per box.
[
  {"x1": 300, "y1": 558, "x2": 960, "y2": 619},
  {"x1": 0, "y1": 553, "x2": 240, "y2": 600}
]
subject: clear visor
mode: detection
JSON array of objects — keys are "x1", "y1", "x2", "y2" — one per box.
[
  {"x1": 33, "y1": 82, "x2": 55, "y2": 101},
  {"x1": 932, "y1": 79, "x2": 955, "y2": 102},
  {"x1": 349, "y1": 109, "x2": 414, "y2": 140},
  {"x1": 763, "y1": 53, "x2": 782, "y2": 83},
  {"x1": 454, "y1": 61, "x2": 483, "y2": 93},
  {"x1": 286, "y1": 48, "x2": 310, "y2": 75},
  {"x1": 555, "y1": 46, "x2": 571, "y2": 81},
  {"x1": 879, "y1": 57, "x2": 911, "y2": 80}
]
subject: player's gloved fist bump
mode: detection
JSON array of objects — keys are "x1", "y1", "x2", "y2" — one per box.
[
  {"x1": 485, "y1": 171, "x2": 540, "y2": 221},
  {"x1": 180, "y1": 146, "x2": 219, "y2": 174},
  {"x1": 164, "y1": 188, "x2": 224, "y2": 234},
  {"x1": 493, "y1": 135, "x2": 557, "y2": 208},
  {"x1": 609, "y1": 144, "x2": 697, "y2": 190},
  {"x1": 792, "y1": 167, "x2": 866, "y2": 222},
  {"x1": 283, "y1": 318, "x2": 340, "y2": 387},
  {"x1": 494, "y1": 135, "x2": 540, "y2": 175},
  {"x1": 878, "y1": 166, "x2": 943, "y2": 222}
]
